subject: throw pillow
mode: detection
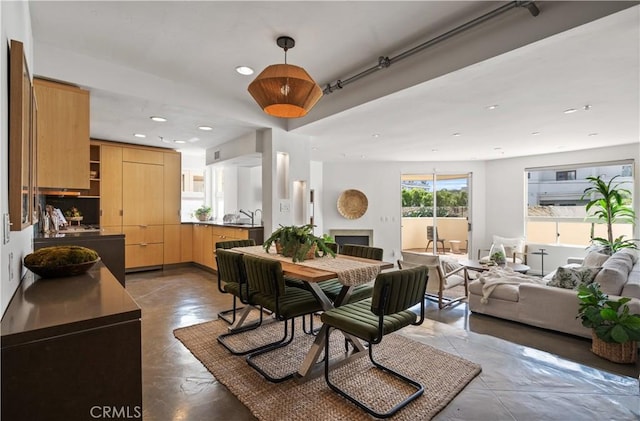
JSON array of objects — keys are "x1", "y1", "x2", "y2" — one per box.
[
  {"x1": 583, "y1": 251, "x2": 610, "y2": 268},
  {"x1": 547, "y1": 266, "x2": 601, "y2": 289}
]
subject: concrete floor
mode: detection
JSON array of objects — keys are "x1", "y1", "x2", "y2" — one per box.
[{"x1": 126, "y1": 266, "x2": 639, "y2": 421}]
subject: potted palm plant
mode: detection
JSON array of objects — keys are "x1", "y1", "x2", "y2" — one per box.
[
  {"x1": 582, "y1": 175, "x2": 637, "y2": 254},
  {"x1": 263, "y1": 224, "x2": 336, "y2": 262},
  {"x1": 577, "y1": 282, "x2": 640, "y2": 363}
]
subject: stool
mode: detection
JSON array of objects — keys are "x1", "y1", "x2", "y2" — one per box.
[{"x1": 449, "y1": 240, "x2": 461, "y2": 254}]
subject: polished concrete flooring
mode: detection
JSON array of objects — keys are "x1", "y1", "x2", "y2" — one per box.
[{"x1": 126, "y1": 266, "x2": 640, "y2": 421}]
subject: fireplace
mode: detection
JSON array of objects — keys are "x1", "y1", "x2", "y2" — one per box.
[{"x1": 329, "y1": 229, "x2": 373, "y2": 249}]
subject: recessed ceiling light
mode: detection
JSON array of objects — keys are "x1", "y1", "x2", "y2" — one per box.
[
  {"x1": 360, "y1": 155, "x2": 366, "y2": 159},
  {"x1": 150, "y1": 116, "x2": 167, "y2": 122},
  {"x1": 235, "y1": 66, "x2": 254, "y2": 76},
  {"x1": 174, "y1": 140, "x2": 186, "y2": 144},
  {"x1": 486, "y1": 104, "x2": 499, "y2": 110},
  {"x1": 494, "y1": 147, "x2": 502, "y2": 150},
  {"x1": 372, "y1": 133, "x2": 380, "y2": 138},
  {"x1": 531, "y1": 132, "x2": 540, "y2": 136},
  {"x1": 311, "y1": 147, "x2": 318, "y2": 151},
  {"x1": 584, "y1": 104, "x2": 592, "y2": 111},
  {"x1": 159, "y1": 136, "x2": 170, "y2": 143},
  {"x1": 431, "y1": 149, "x2": 438, "y2": 152},
  {"x1": 563, "y1": 108, "x2": 577, "y2": 114},
  {"x1": 198, "y1": 125, "x2": 213, "y2": 131},
  {"x1": 588, "y1": 133, "x2": 598, "y2": 136},
  {"x1": 134, "y1": 133, "x2": 146, "y2": 138},
  {"x1": 452, "y1": 133, "x2": 461, "y2": 137}
]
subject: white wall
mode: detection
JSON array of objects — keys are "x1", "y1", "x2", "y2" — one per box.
[
  {"x1": 1, "y1": 1, "x2": 34, "y2": 315},
  {"x1": 321, "y1": 160, "x2": 486, "y2": 263},
  {"x1": 261, "y1": 128, "x2": 311, "y2": 236},
  {"x1": 484, "y1": 143, "x2": 640, "y2": 274}
]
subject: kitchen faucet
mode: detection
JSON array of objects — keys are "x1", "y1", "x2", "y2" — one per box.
[{"x1": 238, "y1": 209, "x2": 254, "y2": 226}]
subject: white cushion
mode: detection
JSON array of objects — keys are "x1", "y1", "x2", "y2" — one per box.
[
  {"x1": 492, "y1": 235, "x2": 525, "y2": 254},
  {"x1": 583, "y1": 251, "x2": 610, "y2": 268}
]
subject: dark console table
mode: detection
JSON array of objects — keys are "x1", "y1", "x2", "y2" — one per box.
[{"x1": 1, "y1": 263, "x2": 142, "y2": 421}]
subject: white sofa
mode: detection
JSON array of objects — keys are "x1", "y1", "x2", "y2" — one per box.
[{"x1": 468, "y1": 248, "x2": 640, "y2": 339}]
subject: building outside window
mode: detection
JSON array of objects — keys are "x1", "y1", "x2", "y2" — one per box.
[{"x1": 526, "y1": 161, "x2": 634, "y2": 246}]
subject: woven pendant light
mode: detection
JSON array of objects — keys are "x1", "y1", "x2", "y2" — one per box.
[{"x1": 248, "y1": 36, "x2": 322, "y2": 118}]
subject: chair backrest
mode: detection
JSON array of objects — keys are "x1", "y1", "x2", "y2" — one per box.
[
  {"x1": 243, "y1": 254, "x2": 285, "y2": 296},
  {"x1": 398, "y1": 251, "x2": 444, "y2": 293},
  {"x1": 216, "y1": 249, "x2": 248, "y2": 297},
  {"x1": 325, "y1": 242, "x2": 339, "y2": 254},
  {"x1": 370, "y1": 266, "x2": 428, "y2": 316},
  {"x1": 341, "y1": 244, "x2": 383, "y2": 261},
  {"x1": 427, "y1": 226, "x2": 435, "y2": 240},
  {"x1": 216, "y1": 239, "x2": 256, "y2": 249}
]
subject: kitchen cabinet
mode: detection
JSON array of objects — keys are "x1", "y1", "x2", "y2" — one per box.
[
  {"x1": 34, "y1": 78, "x2": 90, "y2": 189},
  {"x1": 122, "y1": 162, "x2": 164, "y2": 226},
  {"x1": 192, "y1": 224, "x2": 214, "y2": 269},
  {"x1": 164, "y1": 224, "x2": 182, "y2": 264},
  {"x1": 99, "y1": 143, "x2": 123, "y2": 228},
  {"x1": 164, "y1": 152, "x2": 181, "y2": 224},
  {"x1": 181, "y1": 224, "x2": 193, "y2": 262},
  {"x1": 1, "y1": 263, "x2": 142, "y2": 421},
  {"x1": 189, "y1": 223, "x2": 263, "y2": 271}
]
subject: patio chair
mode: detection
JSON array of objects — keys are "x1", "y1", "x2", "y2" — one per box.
[
  {"x1": 321, "y1": 266, "x2": 428, "y2": 418},
  {"x1": 243, "y1": 254, "x2": 324, "y2": 382},
  {"x1": 215, "y1": 239, "x2": 256, "y2": 324},
  {"x1": 398, "y1": 251, "x2": 468, "y2": 309},
  {"x1": 425, "y1": 226, "x2": 446, "y2": 253}
]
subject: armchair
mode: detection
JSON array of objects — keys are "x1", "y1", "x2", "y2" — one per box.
[{"x1": 398, "y1": 251, "x2": 468, "y2": 309}]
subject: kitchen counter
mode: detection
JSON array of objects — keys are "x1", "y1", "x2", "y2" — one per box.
[
  {"x1": 1, "y1": 262, "x2": 142, "y2": 420},
  {"x1": 34, "y1": 232, "x2": 126, "y2": 286},
  {"x1": 182, "y1": 221, "x2": 264, "y2": 229}
]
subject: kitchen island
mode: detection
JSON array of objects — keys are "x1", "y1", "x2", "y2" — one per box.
[
  {"x1": 1, "y1": 262, "x2": 142, "y2": 420},
  {"x1": 34, "y1": 230, "x2": 126, "y2": 286}
]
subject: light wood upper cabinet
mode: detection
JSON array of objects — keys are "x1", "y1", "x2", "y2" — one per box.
[
  {"x1": 34, "y1": 78, "x2": 90, "y2": 189},
  {"x1": 100, "y1": 144, "x2": 123, "y2": 227},
  {"x1": 163, "y1": 152, "x2": 181, "y2": 224},
  {"x1": 122, "y1": 162, "x2": 164, "y2": 226}
]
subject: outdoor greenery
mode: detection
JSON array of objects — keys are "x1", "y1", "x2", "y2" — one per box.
[
  {"x1": 401, "y1": 187, "x2": 467, "y2": 217},
  {"x1": 582, "y1": 175, "x2": 637, "y2": 254},
  {"x1": 263, "y1": 224, "x2": 336, "y2": 262},
  {"x1": 577, "y1": 283, "x2": 640, "y2": 344}
]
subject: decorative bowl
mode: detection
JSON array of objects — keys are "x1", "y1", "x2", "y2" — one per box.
[
  {"x1": 25, "y1": 258, "x2": 100, "y2": 278},
  {"x1": 24, "y1": 246, "x2": 100, "y2": 279}
]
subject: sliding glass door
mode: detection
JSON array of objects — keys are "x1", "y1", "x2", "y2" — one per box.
[{"x1": 401, "y1": 173, "x2": 471, "y2": 256}]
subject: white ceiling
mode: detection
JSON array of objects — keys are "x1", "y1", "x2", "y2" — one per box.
[{"x1": 29, "y1": 1, "x2": 640, "y2": 162}]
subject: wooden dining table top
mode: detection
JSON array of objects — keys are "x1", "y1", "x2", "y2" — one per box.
[{"x1": 232, "y1": 245, "x2": 394, "y2": 283}]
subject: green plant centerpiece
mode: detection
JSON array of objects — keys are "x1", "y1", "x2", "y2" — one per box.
[
  {"x1": 194, "y1": 205, "x2": 212, "y2": 221},
  {"x1": 263, "y1": 224, "x2": 336, "y2": 262},
  {"x1": 582, "y1": 175, "x2": 637, "y2": 254},
  {"x1": 577, "y1": 282, "x2": 640, "y2": 363}
]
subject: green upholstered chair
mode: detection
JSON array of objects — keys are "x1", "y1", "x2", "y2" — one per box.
[
  {"x1": 243, "y1": 254, "x2": 324, "y2": 382},
  {"x1": 314, "y1": 244, "x2": 384, "y2": 304},
  {"x1": 215, "y1": 249, "x2": 267, "y2": 356},
  {"x1": 321, "y1": 266, "x2": 428, "y2": 418},
  {"x1": 215, "y1": 239, "x2": 256, "y2": 324}
]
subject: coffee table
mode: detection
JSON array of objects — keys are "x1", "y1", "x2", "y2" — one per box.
[{"x1": 459, "y1": 259, "x2": 530, "y2": 274}]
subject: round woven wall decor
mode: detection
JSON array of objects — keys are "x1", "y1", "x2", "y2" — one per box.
[{"x1": 337, "y1": 189, "x2": 368, "y2": 219}]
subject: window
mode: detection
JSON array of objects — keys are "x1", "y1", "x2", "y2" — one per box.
[
  {"x1": 526, "y1": 161, "x2": 634, "y2": 246},
  {"x1": 555, "y1": 170, "x2": 576, "y2": 181}
]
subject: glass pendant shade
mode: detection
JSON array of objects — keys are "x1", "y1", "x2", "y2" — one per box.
[{"x1": 248, "y1": 63, "x2": 323, "y2": 118}]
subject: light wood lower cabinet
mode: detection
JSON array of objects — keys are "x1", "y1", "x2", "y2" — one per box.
[
  {"x1": 164, "y1": 225, "x2": 182, "y2": 265},
  {"x1": 180, "y1": 224, "x2": 193, "y2": 263},
  {"x1": 124, "y1": 225, "x2": 163, "y2": 269}
]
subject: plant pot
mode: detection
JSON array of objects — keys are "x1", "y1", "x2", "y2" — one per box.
[
  {"x1": 276, "y1": 242, "x2": 316, "y2": 261},
  {"x1": 197, "y1": 214, "x2": 210, "y2": 222},
  {"x1": 591, "y1": 331, "x2": 637, "y2": 364}
]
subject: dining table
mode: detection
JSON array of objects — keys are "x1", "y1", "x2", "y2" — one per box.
[{"x1": 229, "y1": 245, "x2": 394, "y2": 382}]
